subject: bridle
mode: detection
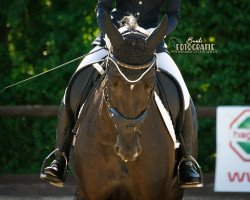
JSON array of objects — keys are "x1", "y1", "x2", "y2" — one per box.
[
  {"x1": 104, "y1": 54, "x2": 156, "y2": 134},
  {"x1": 107, "y1": 54, "x2": 156, "y2": 83},
  {"x1": 111, "y1": 55, "x2": 155, "y2": 70}
]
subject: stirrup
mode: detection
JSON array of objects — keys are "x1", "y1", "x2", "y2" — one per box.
[
  {"x1": 177, "y1": 155, "x2": 203, "y2": 188},
  {"x1": 40, "y1": 148, "x2": 68, "y2": 187}
]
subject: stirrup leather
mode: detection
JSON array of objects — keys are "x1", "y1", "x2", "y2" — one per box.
[
  {"x1": 177, "y1": 155, "x2": 203, "y2": 188},
  {"x1": 40, "y1": 148, "x2": 68, "y2": 187}
]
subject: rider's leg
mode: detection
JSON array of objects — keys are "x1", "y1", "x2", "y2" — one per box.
[
  {"x1": 76, "y1": 46, "x2": 108, "y2": 71},
  {"x1": 156, "y1": 52, "x2": 203, "y2": 188},
  {"x1": 156, "y1": 52, "x2": 190, "y2": 110},
  {"x1": 178, "y1": 99, "x2": 203, "y2": 188},
  {"x1": 40, "y1": 98, "x2": 74, "y2": 187},
  {"x1": 40, "y1": 46, "x2": 108, "y2": 187}
]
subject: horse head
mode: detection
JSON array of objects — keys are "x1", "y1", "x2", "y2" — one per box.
[{"x1": 103, "y1": 12, "x2": 167, "y2": 162}]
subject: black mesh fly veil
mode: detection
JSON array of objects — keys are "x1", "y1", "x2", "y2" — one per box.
[{"x1": 112, "y1": 31, "x2": 155, "y2": 66}]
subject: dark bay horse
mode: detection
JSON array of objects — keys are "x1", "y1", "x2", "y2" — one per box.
[{"x1": 71, "y1": 13, "x2": 185, "y2": 199}]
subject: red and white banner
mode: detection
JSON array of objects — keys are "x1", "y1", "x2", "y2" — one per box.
[{"x1": 215, "y1": 106, "x2": 250, "y2": 192}]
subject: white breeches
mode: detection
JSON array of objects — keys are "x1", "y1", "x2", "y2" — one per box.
[
  {"x1": 77, "y1": 47, "x2": 190, "y2": 110},
  {"x1": 77, "y1": 46, "x2": 109, "y2": 71},
  {"x1": 156, "y1": 52, "x2": 190, "y2": 110}
]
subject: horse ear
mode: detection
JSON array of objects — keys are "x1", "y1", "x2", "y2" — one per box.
[
  {"x1": 146, "y1": 15, "x2": 168, "y2": 50},
  {"x1": 103, "y1": 12, "x2": 123, "y2": 48}
]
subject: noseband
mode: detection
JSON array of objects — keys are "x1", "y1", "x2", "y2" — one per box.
[
  {"x1": 104, "y1": 86, "x2": 150, "y2": 135},
  {"x1": 104, "y1": 88, "x2": 148, "y2": 127}
]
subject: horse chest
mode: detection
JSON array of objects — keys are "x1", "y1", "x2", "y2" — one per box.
[{"x1": 74, "y1": 123, "x2": 175, "y2": 200}]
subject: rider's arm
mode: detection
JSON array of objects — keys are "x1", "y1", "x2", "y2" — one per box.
[
  {"x1": 166, "y1": 0, "x2": 181, "y2": 35},
  {"x1": 96, "y1": 0, "x2": 112, "y2": 36}
]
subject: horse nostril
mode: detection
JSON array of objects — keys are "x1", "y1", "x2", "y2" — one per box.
[{"x1": 114, "y1": 145, "x2": 120, "y2": 154}]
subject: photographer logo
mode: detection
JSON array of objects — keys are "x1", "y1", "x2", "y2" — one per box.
[{"x1": 168, "y1": 37, "x2": 218, "y2": 54}]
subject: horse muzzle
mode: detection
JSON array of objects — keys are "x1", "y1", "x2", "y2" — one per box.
[{"x1": 114, "y1": 142, "x2": 142, "y2": 162}]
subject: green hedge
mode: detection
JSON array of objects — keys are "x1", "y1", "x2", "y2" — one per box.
[{"x1": 0, "y1": 0, "x2": 249, "y2": 174}]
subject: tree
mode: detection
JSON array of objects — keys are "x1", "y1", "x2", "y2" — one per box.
[{"x1": 0, "y1": 0, "x2": 249, "y2": 173}]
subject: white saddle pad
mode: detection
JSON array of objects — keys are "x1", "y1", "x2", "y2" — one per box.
[{"x1": 154, "y1": 91, "x2": 180, "y2": 149}]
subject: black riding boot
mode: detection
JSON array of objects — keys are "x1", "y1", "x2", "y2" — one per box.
[
  {"x1": 40, "y1": 64, "x2": 102, "y2": 187},
  {"x1": 178, "y1": 100, "x2": 203, "y2": 188},
  {"x1": 40, "y1": 101, "x2": 74, "y2": 187}
]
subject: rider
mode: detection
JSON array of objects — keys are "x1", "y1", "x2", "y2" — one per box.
[{"x1": 40, "y1": 0, "x2": 203, "y2": 188}]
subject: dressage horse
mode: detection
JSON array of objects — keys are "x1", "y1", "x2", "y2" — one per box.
[{"x1": 71, "y1": 13, "x2": 185, "y2": 200}]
